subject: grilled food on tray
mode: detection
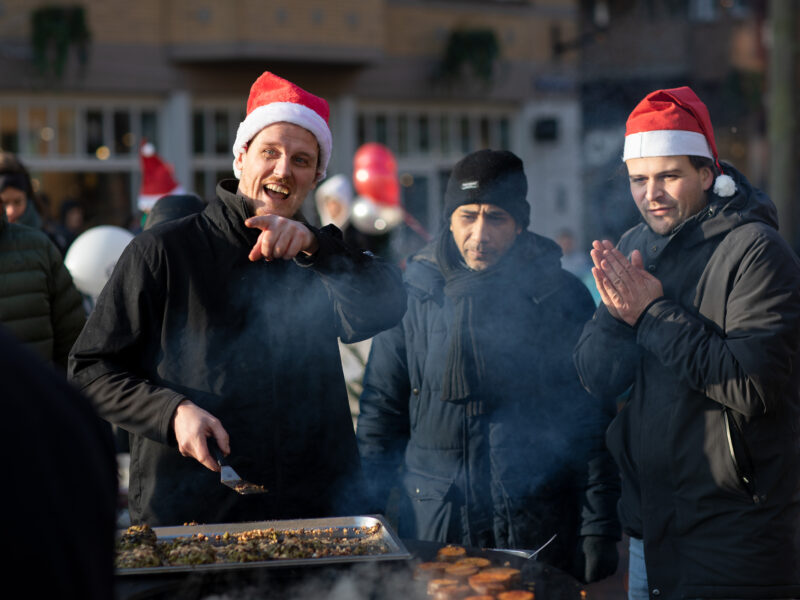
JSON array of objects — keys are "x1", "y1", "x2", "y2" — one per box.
[{"x1": 115, "y1": 522, "x2": 390, "y2": 569}]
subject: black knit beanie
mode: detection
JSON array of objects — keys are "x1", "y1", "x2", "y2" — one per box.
[{"x1": 443, "y1": 149, "x2": 529, "y2": 229}]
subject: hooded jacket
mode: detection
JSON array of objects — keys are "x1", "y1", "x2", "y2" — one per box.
[
  {"x1": 358, "y1": 231, "x2": 620, "y2": 574},
  {"x1": 574, "y1": 165, "x2": 800, "y2": 599},
  {"x1": 0, "y1": 210, "x2": 85, "y2": 367},
  {"x1": 69, "y1": 180, "x2": 406, "y2": 527}
]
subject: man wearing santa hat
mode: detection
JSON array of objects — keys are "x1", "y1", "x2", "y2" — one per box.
[
  {"x1": 69, "y1": 72, "x2": 406, "y2": 527},
  {"x1": 574, "y1": 87, "x2": 800, "y2": 599}
]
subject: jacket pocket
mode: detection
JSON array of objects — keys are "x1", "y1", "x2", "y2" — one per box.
[
  {"x1": 722, "y1": 407, "x2": 759, "y2": 503},
  {"x1": 400, "y1": 469, "x2": 457, "y2": 542}
]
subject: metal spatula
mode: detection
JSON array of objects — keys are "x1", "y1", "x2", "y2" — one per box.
[{"x1": 207, "y1": 438, "x2": 268, "y2": 495}]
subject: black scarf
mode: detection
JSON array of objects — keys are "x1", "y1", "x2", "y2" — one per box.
[{"x1": 435, "y1": 230, "x2": 542, "y2": 414}]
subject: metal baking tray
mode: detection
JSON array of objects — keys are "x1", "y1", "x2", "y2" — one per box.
[{"x1": 116, "y1": 514, "x2": 411, "y2": 576}]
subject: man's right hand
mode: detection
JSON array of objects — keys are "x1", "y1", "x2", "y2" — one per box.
[{"x1": 172, "y1": 400, "x2": 230, "y2": 472}]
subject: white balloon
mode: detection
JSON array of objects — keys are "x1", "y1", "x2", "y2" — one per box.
[
  {"x1": 64, "y1": 225, "x2": 135, "y2": 299},
  {"x1": 350, "y1": 196, "x2": 404, "y2": 235}
]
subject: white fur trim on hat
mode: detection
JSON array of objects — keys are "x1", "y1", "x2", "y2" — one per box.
[
  {"x1": 623, "y1": 130, "x2": 713, "y2": 162},
  {"x1": 137, "y1": 185, "x2": 184, "y2": 212},
  {"x1": 231, "y1": 102, "x2": 332, "y2": 182}
]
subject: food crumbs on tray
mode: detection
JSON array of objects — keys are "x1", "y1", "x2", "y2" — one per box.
[{"x1": 115, "y1": 522, "x2": 388, "y2": 569}]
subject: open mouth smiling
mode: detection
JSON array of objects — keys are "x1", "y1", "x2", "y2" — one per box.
[{"x1": 264, "y1": 182, "x2": 290, "y2": 200}]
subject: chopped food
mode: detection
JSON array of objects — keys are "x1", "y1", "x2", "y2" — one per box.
[
  {"x1": 115, "y1": 522, "x2": 389, "y2": 569},
  {"x1": 115, "y1": 545, "x2": 161, "y2": 568}
]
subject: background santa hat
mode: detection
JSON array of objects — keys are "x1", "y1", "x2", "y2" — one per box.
[
  {"x1": 623, "y1": 86, "x2": 736, "y2": 197},
  {"x1": 232, "y1": 71, "x2": 332, "y2": 183},
  {"x1": 138, "y1": 142, "x2": 184, "y2": 212}
]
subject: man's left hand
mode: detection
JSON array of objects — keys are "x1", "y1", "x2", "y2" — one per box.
[
  {"x1": 595, "y1": 245, "x2": 664, "y2": 326},
  {"x1": 573, "y1": 535, "x2": 619, "y2": 583},
  {"x1": 245, "y1": 215, "x2": 319, "y2": 262}
]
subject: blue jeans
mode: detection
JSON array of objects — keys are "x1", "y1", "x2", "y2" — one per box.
[{"x1": 628, "y1": 536, "x2": 649, "y2": 600}]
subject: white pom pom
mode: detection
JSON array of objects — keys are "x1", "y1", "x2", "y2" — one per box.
[
  {"x1": 141, "y1": 142, "x2": 155, "y2": 157},
  {"x1": 713, "y1": 174, "x2": 736, "y2": 197}
]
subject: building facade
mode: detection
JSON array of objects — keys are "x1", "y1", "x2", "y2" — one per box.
[{"x1": 0, "y1": 0, "x2": 584, "y2": 257}]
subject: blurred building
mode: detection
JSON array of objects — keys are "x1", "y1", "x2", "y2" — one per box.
[{"x1": 0, "y1": 0, "x2": 585, "y2": 246}]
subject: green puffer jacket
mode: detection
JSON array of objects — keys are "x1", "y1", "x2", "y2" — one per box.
[{"x1": 0, "y1": 211, "x2": 85, "y2": 368}]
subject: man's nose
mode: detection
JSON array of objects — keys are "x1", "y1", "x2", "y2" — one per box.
[
  {"x1": 473, "y1": 215, "x2": 491, "y2": 241},
  {"x1": 645, "y1": 179, "x2": 663, "y2": 202},
  {"x1": 272, "y1": 153, "x2": 291, "y2": 177}
]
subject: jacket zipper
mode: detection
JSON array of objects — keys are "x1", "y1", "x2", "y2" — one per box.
[{"x1": 723, "y1": 407, "x2": 760, "y2": 504}]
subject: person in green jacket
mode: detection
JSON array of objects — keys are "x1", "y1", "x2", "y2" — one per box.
[{"x1": 0, "y1": 161, "x2": 85, "y2": 369}]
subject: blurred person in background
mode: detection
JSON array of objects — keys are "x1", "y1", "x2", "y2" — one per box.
[
  {"x1": 69, "y1": 71, "x2": 406, "y2": 527},
  {"x1": 143, "y1": 193, "x2": 205, "y2": 231},
  {"x1": 0, "y1": 151, "x2": 41, "y2": 228},
  {"x1": 358, "y1": 149, "x2": 620, "y2": 584},
  {"x1": 51, "y1": 197, "x2": 86, "y2": 253},
  {"x1": 0, "y1": 157, "x2": 85, "y2": 369},
  {"x1": 574, "y1": 87, "x2": 800, "y2": 599},
  {"x1": 2, "y1": 324, "x2": 117, "y2": 599}
]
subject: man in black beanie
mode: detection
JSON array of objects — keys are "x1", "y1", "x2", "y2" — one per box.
[{"x1": 358, "y1": 148, "x2": 621, "y2": 584}]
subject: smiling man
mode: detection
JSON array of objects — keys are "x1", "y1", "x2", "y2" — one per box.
[
  {"x1": 574, "y1": 87, "x2": 800, "y2": 599},
  {"x1": 357, "y1": 149, "x2": 621, "y2": 585},
  {"x1": 68, "y1": 71, "x2": 406, "y2": 527}
]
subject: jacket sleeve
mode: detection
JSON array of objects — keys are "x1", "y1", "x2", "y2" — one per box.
[
  {"x1": 573, "y1": 303, "x2": 641, "y2": 400},
  {"x1": 68, "y1": 241, "x2": 187, "y2": 445},
  {"x1": 295, "y1": 225, "x2": 407, "y2": 343},
  {"x1": 356, "y1": 316, "x2": 412, "y2": 512},
  {"x1": 578, "y1": 389, "x2": 622, "y2": 539},
  {"x1": 635, "y1": 228, "x2": 800, "y2": 417},
  {"x1": 557, "y1": 277, "x2": 621, "y2": 540},
  {"x1": 46, "y1": 241, "x2": 86, "y2": 369}
]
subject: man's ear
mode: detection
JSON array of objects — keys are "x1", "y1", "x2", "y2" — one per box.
[{"x1": 700, "y1": 166, "x2": 714, "y2": 192}]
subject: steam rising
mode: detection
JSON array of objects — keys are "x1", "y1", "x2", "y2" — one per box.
[{"x1": 194, "y1": 560, "x2": 425, "y2": 600}]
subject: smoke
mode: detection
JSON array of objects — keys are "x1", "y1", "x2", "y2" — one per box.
[{"x1": 193, "y1": 560, "x2": 424, "y2": 600}]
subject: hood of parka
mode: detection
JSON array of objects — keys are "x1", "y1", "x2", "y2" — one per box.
[{"x1": 667, "y1": 163, "x2": 778, "y2": 248}]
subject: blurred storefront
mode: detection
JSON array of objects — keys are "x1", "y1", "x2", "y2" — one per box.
[{"x1": 0, "y1": 0, "x2": 584, "y2": 252}]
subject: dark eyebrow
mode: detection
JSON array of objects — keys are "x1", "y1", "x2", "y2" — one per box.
[{"x1": 628, "y1": 169, "x2": 682, "y2": 179}]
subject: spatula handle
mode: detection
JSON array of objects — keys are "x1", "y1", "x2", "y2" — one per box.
[{"x1": 207, "y1": 437, "x2": 228, "y2": 466}]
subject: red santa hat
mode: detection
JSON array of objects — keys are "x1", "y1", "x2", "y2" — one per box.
[
  {"x1": 138, "y1": 142, "x2": 183, "y2": 212},
  {"x1": 231, "y1": 71, "x2": 332, "y2": 183},
  {"x1": 623, "y1": 86, "x2": 736, "y2": 197}
]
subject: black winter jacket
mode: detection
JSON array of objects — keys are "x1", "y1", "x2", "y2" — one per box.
[
  {"x1": 69, "y1": 180, "x2": 407, "y2": 527},
  {"x1": 358, "y1": 231, "x2": 620, "y2": 573},
  {"x1": 574, "y1": 166, "x2": 800, "y2": 599}
]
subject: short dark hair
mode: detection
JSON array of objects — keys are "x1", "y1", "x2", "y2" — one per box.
[{"x1": 688, "y1": 155, "x2": 718, "y2": 177}]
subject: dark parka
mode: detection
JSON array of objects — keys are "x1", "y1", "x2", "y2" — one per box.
[
  {"x1": 0, "y1": 210, "x2": 85, "y2": 368},
  {"x1": 69, "y1": 180, "x2": 407, "y2": 527},
  {"x1": 357, "y1": 231, "x2": 620, "y2": 573},
  {"x1": 574, "y1": 165, "x2": 800, "y2": 599}
]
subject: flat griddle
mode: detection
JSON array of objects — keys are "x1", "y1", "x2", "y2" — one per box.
[{"x1": 115, "y1": 517, "x2": 583, "y2": 600}]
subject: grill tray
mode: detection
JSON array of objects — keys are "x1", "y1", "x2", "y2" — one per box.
[{"x1": 117, "y1": 514, "x2": 410, "y2": 576}]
